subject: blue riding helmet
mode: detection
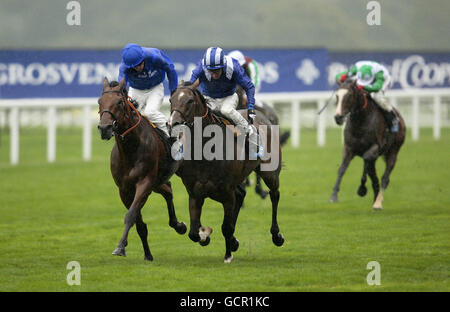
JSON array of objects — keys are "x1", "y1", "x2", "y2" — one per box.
[
  {"x1": 202, "y1": 47, "x2": 226, "y2": 70},
  {"x1": 122, "y1": 43, "x2": 145, "y2": 69}
]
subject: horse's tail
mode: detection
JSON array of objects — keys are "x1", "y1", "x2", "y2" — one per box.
[{"x1": 280, "y1": 131, "x2": 291, "y2": 147}]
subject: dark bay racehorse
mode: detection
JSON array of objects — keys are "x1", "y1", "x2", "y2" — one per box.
[
  {"x1": 168, "y1": 82, "x2": 285, "y2": 263},
  {"x1": 329, "y1": 80, "x2": 406, "y2": 210},
  {"x1": 97, "y1": 77, "x2": 186, "y2": 261}
]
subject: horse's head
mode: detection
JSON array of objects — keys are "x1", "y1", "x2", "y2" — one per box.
[
  {"x1": 97, "y1": 77, "x2": 128, "y2": 140},
  {"x1": 168, "y1": 81, "x2": 206, "y2": 131},
  {"x1": 333, "y1": 79, "x2": 362, "y2": 125}
]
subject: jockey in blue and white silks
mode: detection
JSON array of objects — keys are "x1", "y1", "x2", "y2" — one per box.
[
  {"x1": 118, "y1": 43, "x2": 178, "y2": 136},
  {"x1": 189, "y1": 46, "x2": 256, "y2": 135}
]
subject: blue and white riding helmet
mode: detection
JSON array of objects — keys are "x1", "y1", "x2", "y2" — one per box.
[
  {"x1": 202, "y1": 47, "x2": 226, "y2": 70},
  {"x1": 122, "y1": 43, "x2": 145, "y2": 69}
]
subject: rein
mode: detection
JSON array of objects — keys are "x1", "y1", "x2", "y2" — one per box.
[
  {"x1": 101, "y1": 90, "x2": 142, "y2": 139},
  {"x1": 355, "y1": 87, "x2": 368, "y2": 109}
]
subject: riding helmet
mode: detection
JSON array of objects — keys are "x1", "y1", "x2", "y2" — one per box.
[
  {"x1": 122, "y1": 43, "x2": 145, "y2": 69},
  {"x1": 203, "y1": 47, "x2": 226, "y2": 70}
]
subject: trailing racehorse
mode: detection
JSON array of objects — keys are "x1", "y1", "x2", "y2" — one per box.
[
  {"x1": 169, "y1": 82, "x2": 285, "y2": 263},
  {"x1": 97, "y1": 77, "x2": 186, "y2": 261},
  {"x1": 236, "y1": 86, "x2": 290, "y2": 199},
  {"x1": 329, "y1": 80, "x2": 406, "y2": 210}
]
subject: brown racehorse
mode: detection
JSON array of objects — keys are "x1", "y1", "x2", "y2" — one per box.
[
  {"x1": 168, "y1": 82, "x2": 285, "y2": 263},
  {"x1": 329, "y1": 80, "x2": 406, "y2": 210},
  {"x1": 97, "y1": 77, "x2": 186, "y2": 261}
]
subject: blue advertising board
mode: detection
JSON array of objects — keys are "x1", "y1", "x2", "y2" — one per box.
[
  {"x1": 0, "y1": 49, "x2": 448, "y2": 98},
  {"x1": 0, "y1": 49, "x2": 328, "y2": 98}
]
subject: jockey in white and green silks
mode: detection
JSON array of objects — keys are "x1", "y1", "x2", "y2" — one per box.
[
  {"x1": 335, "y1": 60, "x2": 399, "y2": 133},
  {"x1": 227, "y1": 50, "x2": 263, "y2": 108}
]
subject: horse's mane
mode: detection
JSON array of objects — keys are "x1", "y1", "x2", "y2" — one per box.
[
  {"x1": 180, "y1": 81, "x2": 207, "y2": 105},
  {"x1": 108, "y1": 80, "x2": 128, "y2": 97}
]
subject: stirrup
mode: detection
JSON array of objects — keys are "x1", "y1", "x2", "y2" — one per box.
[
  {"x1": 171, "y1": 140, "x2": 184, "y2": 161},
  {"x1": 390, "y1": 119, "x2": 399, "y2": 133}
]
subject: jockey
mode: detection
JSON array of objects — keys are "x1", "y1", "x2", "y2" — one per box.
[
  {"x1": 335, "y1": 60, "x2": 399, "y2": 133},
  {"x1": 227, "y1": 50, "x2": 262, "y2": 94},
  {"x1": 189, "y1": 47, "x2": 256, "y2": 135},
  {"x1": 118, "y1": 43, "x2": 178, "y2": 137}
]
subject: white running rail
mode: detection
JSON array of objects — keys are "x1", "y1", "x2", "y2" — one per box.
[{"x1": 0, "y1": 88, "x2": 449, "y2": 165}]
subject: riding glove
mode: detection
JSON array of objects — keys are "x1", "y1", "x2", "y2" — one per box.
[{"x1": 248, "y1": 109, "x2": 256, "y2": 124}]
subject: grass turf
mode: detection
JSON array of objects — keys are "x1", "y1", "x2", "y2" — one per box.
[{"x1": 0, "y1": 126, "x2": 448, "y2": 291}]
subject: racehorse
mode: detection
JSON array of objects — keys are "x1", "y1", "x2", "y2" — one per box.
[
  {"x1": 236, "y1": 86, "x2": 290, "y2": 199},
  {"x1": 329, "y1": 80, "x2": 406, "y2": 210},
  {"x1": 168, "y1": 82, "x2": 285, "y2": 263},
  {"x1": 97, "y1": 77, "x2": 186, "y2": 261}
]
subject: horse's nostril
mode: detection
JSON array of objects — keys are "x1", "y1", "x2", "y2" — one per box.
[{"x1": 334, "y1": 115, "x2": 344, "y2": 124}]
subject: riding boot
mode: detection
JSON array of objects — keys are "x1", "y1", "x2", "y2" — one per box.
[{"x1": 387, "y1": 110, "x2": 398, "y2": 133}]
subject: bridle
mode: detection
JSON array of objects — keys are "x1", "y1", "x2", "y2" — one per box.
[
  {"x1": 100, "y1": 89, "x2": 142, "y2": 139},
  {"x1": 170, "y1": 87, "x2": 214, "y2": 127}
]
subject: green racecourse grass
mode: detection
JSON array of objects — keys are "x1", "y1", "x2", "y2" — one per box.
[{"x1": 0, "y1": 126, "x2": 448, "y2": 292}]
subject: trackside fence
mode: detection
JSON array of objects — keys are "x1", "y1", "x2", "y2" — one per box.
[{"x1": 0, "y1": 88, "x2": 449, "y2": 165}]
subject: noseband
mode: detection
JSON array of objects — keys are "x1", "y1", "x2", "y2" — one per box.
[{"x1": 100, "y1": 89, "x2": 142, "y2": 139}]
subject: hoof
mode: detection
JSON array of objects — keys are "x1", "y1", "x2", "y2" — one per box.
[
  {"x1": 175, "y1": 222, "x2": 187, "y2": 235},
  {"x1": 256, "y1": 189, "x2": 269, "y2": 199},
  {"x1": 231, "y1": 237, "x2": 239, "y2": 252},
  {"x1": 144, "y1": 254, "x2": 154, "y2": 261},
  {"x1": 329, "y1": 194, "x2": 338, "y2": 203},
  {"x1": 357, "y1": 185, "x2": 367, "y2": 197},
  {"x1": 372, "y1": 205, "x2": 383, "y2": 211},
  {"x1": 272, "y1": 233, "x2": 285, "y2": 247},
  {"x1": 224, "y1": 254, "x2": 233, "y2": 263},
  {"x1": 112, "y1": 247, "x2": 126, "y2": 257},
  {"x1": 199, "y1": 236, "x2": 210, "y2": 246}
]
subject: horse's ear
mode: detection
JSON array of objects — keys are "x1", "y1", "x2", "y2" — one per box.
[
  {"x1": 178, "y1": 80, "x2": 185, "y2": 86},
  {"x1": 190, "y1": 78, "x2": 200, "y2": 90},
  {"x1": 103, "y1": 77, "x2": 109, "y2": 91},
  {"x1": 119, "y1": 78, "x2": 126, "y2": 91}
]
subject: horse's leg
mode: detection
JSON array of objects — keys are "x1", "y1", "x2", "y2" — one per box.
[
  {"x1": 155, "y1": 182, "x2": 187, "y2": 235},
  {"x1": 373, "y1": 150, "x2": 399, "y2": 210},
  {"x1": 357, "y1": 160, "x2": 369, "y2": 197},
  {"x1": 329, "y1": 146, "x2": 354, "y2": 202},
  {"x1": 259, "y1": 171, "x2": 285, "y2": 247},
  {"x1": 254, "y1": 173, "x2": 269, "y2": 199},
  {"x1": 226, "y1": 183, "x2": 247, "y2": 255},
  {"x1": 188, "y1": 196, "x2": 211, "y2": 245},
  {"x1": 118, "y1": 188, "x2": 153, "y2": 261},
  {"x1": 135, "y1": 211, "x2": 153, "y2": 261},
  {"x1": 112, "y1": 178, "x2": 152, "y2": 258},
  {"x1": 366, "y1": 160, "x2": 380, "y2": 207},
  {"x1": 222, "y1": 193, "x2": 238, "y2": 263}
]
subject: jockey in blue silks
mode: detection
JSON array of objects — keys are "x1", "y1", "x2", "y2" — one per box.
[
  {"x1": 118, "y1": 43, "x2": 178, "y2": 137},
  {"x1": 189, "y1": 46, "x2": 256, "y2": 135}
]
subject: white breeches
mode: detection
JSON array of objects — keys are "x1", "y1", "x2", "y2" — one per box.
[
  {"x1": 128, "y1": 83, "x2": 169, "y2": 136},
  {"x1": 205, "y1": 93, "x2": 249, "y2": 129}
]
